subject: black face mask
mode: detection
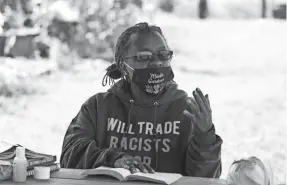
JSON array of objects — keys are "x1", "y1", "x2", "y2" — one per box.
[{"x1": 124, "y1": 63, "x2": 174, "y2": 95}]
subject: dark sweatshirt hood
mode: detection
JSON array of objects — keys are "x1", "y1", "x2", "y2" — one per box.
[{"x1": 107, "y1": 79, "x2": 187, "y2": 107}]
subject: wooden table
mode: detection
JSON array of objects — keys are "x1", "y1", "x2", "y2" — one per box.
[
  {"x1": 4, "y1": 177, "x2": 227, "y2": 185},
  {"x1": 3, "y1": 169, "x2": 228, "y2": 185}
]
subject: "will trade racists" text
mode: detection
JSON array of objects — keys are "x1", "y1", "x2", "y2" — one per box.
[{"x1": 107, "y1": 118, "x2": 181, "y2": 153}]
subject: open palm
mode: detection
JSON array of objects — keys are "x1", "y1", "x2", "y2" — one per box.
[{"x1": 183, "y1": 88, "x2": 213, "y2": 133}]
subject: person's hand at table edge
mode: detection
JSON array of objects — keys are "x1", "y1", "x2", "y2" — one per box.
[{"x1": 114, "y1": 155, "x2": 155, "y2": 174}]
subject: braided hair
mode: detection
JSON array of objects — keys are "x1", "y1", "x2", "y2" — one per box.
[{"x1": 102, "y1": 22, "x2": 168, "y2": 86}]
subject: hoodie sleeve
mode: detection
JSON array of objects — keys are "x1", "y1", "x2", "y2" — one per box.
[
  {"x1": 184, "y1": 124, "x2": 223, "y2": 178},
  {"x1": 60, "y1": 98, "x2": 126, "y2": 169}
]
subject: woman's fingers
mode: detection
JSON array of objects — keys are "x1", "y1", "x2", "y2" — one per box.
[
  {"x1": 133, "y1": 159, "x2": 155, "y2": 174},
  {"x1": 187, "y1": 98, "x2": 201, "y2": 117},
  {"x1": 205, "y1": 94, "x2": 212, "y2": 112},
  {"x1": 193, "y1": 89, "x2": 208, "y2": 115},
  {"x1": 143, "y1": 163, "x2": 155, "y2": 173},
  {"x1": 125, "y1": 160, "x2": 138, "y2": 174},
  {"x1": 190, "y1": 97, "x2": 200, "y2": 110},
  {"x1": 196, "y1": 88, "x2": 209, "y2": 109},
  {"x1": 114, "y1": 156, "x2": 154, "y2": 174},
  {"x1": 183, "y1": 110, "x2": 207, "y2": 131},
  {"x1": 133, "y1": 159, "x2": 148, "y2": 173}
]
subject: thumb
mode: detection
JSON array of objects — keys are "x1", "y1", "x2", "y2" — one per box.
[{"x1": 183, "y1": 110, "x2": 195, "y2": 124}]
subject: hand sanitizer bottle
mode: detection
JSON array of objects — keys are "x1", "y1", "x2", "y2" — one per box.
[{"x1": 12, "y1": 146, "x2": 28, "y2": 182}]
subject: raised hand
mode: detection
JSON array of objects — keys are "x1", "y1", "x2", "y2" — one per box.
[
  {"x1": 114, "y1": 155, "x2": 155, "y2": 174},
  {"x1": 183, "y1": 87, "x2": 213, "y2": 133}
]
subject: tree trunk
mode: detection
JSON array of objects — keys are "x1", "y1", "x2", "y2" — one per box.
[
  {"x1": 262, "y1": 0, "x2": 267, "y2": 18},
  {"x1": 198, "y1": 0, "x2": 208, "y2": 19}
]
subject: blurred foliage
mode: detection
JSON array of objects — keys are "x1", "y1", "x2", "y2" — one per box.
[
  {"x1": 0, "y1": 0, "x2": 141, "y2": 61},
  {"x1": 0, "y1": 0, "x2": 143, "y2": 97},
  {"x1": 47, "y1": 0, "x2": 140, "y2": 61},
  {"x1": 0, "y1": 73, "x2": 37, "y2": 98}
]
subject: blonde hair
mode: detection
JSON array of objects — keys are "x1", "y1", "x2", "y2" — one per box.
[{"x1": 227, "y1": 156, "x2": 273, "y2": 185}]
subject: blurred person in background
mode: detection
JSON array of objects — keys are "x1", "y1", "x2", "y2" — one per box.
[
  {"x1": 226, "y1": 156, "x2": 274, "y2": 185},
  {"x1": 60, "y1": 22, "x2": 222, "y2": 178}
]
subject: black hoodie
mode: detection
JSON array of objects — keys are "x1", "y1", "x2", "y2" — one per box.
[{"x1": 60, "y1": 80, "x2": 223, "y2": 178}]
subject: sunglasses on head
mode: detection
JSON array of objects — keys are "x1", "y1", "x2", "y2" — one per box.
[{"x1": 126, "y1": 50, "x2": 173, "y2": 62}]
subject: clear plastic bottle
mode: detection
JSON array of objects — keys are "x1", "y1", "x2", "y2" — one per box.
[{"x1": 12, "y1": 147, "x2": 28, "y2": 182}]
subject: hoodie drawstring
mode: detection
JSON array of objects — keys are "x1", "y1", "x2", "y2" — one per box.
[
  {"x1": 128, "y1": 100, "x2": 134, "y2": 137},
  {"x1": 117, "y1": 99, "x2": 134, "y2": 151},
  {"x1": 153, "y1": 102, "x2": 159, "y2": 170}
]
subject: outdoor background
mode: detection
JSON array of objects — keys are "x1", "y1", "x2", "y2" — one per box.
[{"x1": 0, "y1": 0, "x2": 286, "y2": 183}]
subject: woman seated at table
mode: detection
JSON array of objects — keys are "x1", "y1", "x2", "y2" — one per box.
[
  {"x1": 60, "y1": 22, "x2": 223, "y2": 178},
  {"x1": 226, "y1": 156, "x2": 274, "y2": 185}
]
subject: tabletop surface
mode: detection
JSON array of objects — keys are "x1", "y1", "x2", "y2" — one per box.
[{"x1": 3, "y1": 169, "x2": 228, "y2": 185}]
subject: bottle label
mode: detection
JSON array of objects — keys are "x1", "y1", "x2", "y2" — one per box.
[{"x1": 12, "y1": 160, "x2": 27, "y2": 182}]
